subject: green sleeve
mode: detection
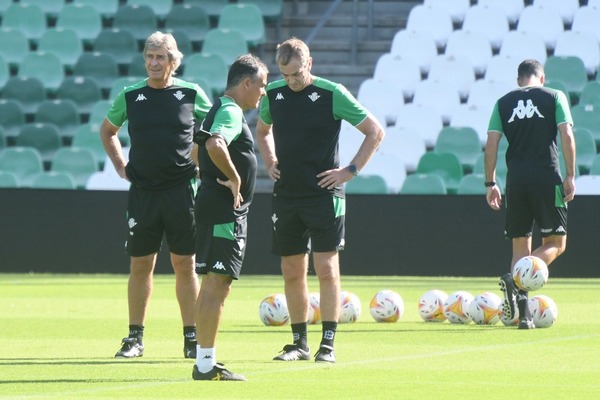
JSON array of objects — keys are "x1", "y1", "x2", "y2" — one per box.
[
  {"x1": 555, "y1": 90, "x2": 573, "y2": 127},
  {"x1": 194, "y1": 84, "x2": 212, "y2": 121},
  {"x1": 332, "y1": 84, "x2": 368, "y2": 126},
  {"x1": 487, "y1": 102, "x2": 503, "y2": 134},
  {"x1": 106, "y1": 90, "x2": 127, "y2": 127},
  {"x1": 258, "y1": 88, "x2": 272, "y2": 125},
  {"x1": 209, "y1": 99, "x2": 243, "y2": 144}
]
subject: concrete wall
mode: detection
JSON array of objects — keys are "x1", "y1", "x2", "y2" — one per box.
[{"x1": 1, "y1": 190, "x2": 598, "y2": 277}]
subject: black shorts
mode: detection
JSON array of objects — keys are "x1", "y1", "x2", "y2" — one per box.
[
  {"x1": 505, "y1": 183, "x2": 567, "y2": 239},
  {"x1": 271, "y1": 194, "x2": 345, "y2": 256},
  {"x1": 125, "y1": 180, "x2": 197, "y2": 257},
  {"x1": 195, "y1": 214, "x2": 247, "y2": 280}
]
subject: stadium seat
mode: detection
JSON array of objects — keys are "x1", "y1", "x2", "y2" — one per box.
[
  {"x1": 533, "y1": 0, "x2": 578, "y2": 26},
  {"x1": 499, "y1": 31, "x2": 547, "y2": 67},
  {"x1": 109, "y1": 76, "x2": 144, "y2": 101},
  {"x1": 73, "y1": 52, "x2": 120, "y2": 92},
  {"x1": 1, "y1": 76, "x2": 47, "y2": 115},
  {"x1": 201, "y1": 28, "x2": 249, "y2": 66},
  {"x1": 457, "y1": 173, "x2": 488, "y2": 195},
  {"x1": 544, "y1": 56, "x2": 589, "y2": 104},
  {"x1": 406, "y1": 4, "x2": 453, "y2": 50},
  {"x1": 0, "y1": 170, "x2": 19, "y2": 188},
  {"x1": 0, "y1": 0, "x2": 12, "y2": 13},
  {"x1": 574, "y1": 175, "x2": 600, "y2": 195},
  {"x1": 0, "y1": 28, "x2": 30, "y2": 70},
  {"x1": 0, "y1": 99, "x2": 26, "y2": 140},
  {"x1": 34, "y1": 99, "x2": 81, "y2": 143},
  {"x1": 473, "y1": 149, "x2": 508, "y2": 184},
  {"x1": 427, "y1": 54, "x2": 476, "y2": 101},
  {"x1": 238, "y1": 0, "x2": 283, "y2": 22},
  {"x1": 484, "y1": 55, "x2": 519, "y2": 89},
  {"x1": 20, "y1": 0, "x2": 65, "y2": 18},
  {"x1": 412, "y1": 79, "x2": 461, "y2": 125},
  {"x1": 478, "y1": 0, "x2": 524, "y2": 26},
  {"x1": 399, "y1": 173, "x2": 447, "y2": 195},
  {"x1": 85, "y1": 171, "x2": 130, "y2": 191},
  {"x1": 56, "y1": 76, "x2": 103, "y2": 116},
  {"x1": 378, "y1": 125, "x2": 427, "y2": 173},
  {"x1": 15, "y1": 123, "x2": 62, "y2": 166},
  {"x1": 113, "y1": 4, "x2": 158, "y2": 44},
  {"x1": 55, "y1": 4, "x2": 103, "y2": 46},
  {"x1": 88, "y1": 101, "x2": 111, "y2": 126},
  {"x1": 31, "y1": 171, "x2": 77, "y2": 190},
  {"x1": 389, "y1": 29, "x2": 437, "y2": 75},
  {"x1": 168, "y1": 30, "x2": 193, "y2": 58},
  {"x1": 71, "y1": 0, "x2": 119, "y2": 21},
  {"x1": 127, "y1": 53, "x2": 148, "y2": 77},
  {"x1": 467, "y1": 79, "x2": 514, "y2": 116},
  {"x1": 218, "y1": 3, "x2": 266, "y2": 48},
  {"x1": 182, "y1": 52, "x2": 228, "y2": 98},
  {"x1": 434, "y1": 126, "x2": 482, "y2": 174},
  {"x1": 571, "y1": 104, "x2": 600, "y2": 148},
  {"x1": 128, "y1": 0, "x2": 172, "y2": 20},
  {"x1": 571, "y1": 6, "x2": 600, "y2": 44},
  {"x1": 579, "y1": 81, "x2": 600, "y2": 107},
  {"x1": 38, "y1": 28, "x2": 84, "y2": 73},
  {"x1": 164, "y1": 4, "x2": 210, "y2": 50},
  {"x1": 394, "y1": 103, "x2": 444, "y2": 149},
  {"x1": 0, "y1": 146, "x2": 44, "y2": 186},
  {"x1": 571, "y1": 127, "x2": 597, "y2": 174},
  {"x1": 51, "y1": 147, "x2": 99, "y2": 189},
  {"x1": 345, "y1": 174, "x2": 388, "y2": 195},
  {"x1": 17, "y1": 52, "x2": 65, "y2": 94},
  {"x1": 0, "y1": 53, "x2": 8, "y2": 88},
  {"x1": 423, "y1": 0, "x2": 470, "y2": 24},
  {"x1": 359, "y1": 152, "x2": 407, "y2": 194},
  {"x1": 449, "y1": 104, "x2": 492, "y2": 146},
  {"x1": 545, "y1": 79, "x2": 572, "y2": 106},
  {"x1": 356, "y1": 78, "x2": 404, "y2": 126},
  {"x1": 1, "y1": 3, "x2": 47, "y2": 44},
  {"x1": 554, "y1": 31, "x2": 600, "y2": 77},
  {"x1": 93, "y1": 29, "x2": 138, "y2": 67},
  {"x1": 517, "y1": 5, "x2": 565, "y2": 51},
  {"x1": 183, "y1": 0, "x2": 229, "y2": 18},
  {"x1": 444, "y1": 29, "x2": 493, "y2": 77},
  {"x1": 72, "y1": 123, "x2": 105, "y2": 169},
  {"x1": 373, "y1": 53, "x2": 421, "y2": 101},
  {"x1": 0, "y1": 126, "x2": 5, "y2": 148},
  {"x1": 462, "y1": 4, "x2": 509, "y2": 51},
  {"x1": 416, "y1": 152, "x2": 464, "y2": 194}
]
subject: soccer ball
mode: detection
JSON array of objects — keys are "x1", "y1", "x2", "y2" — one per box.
[
  {"x1": 339, "y1": 291, "x2": 361, "y2": 323},
  {"x1": 468, "y1": 292, "x2": 502, "y2": 325},
  {"x1": 499, "y1": 303, "x2": 519, "y2": 326},
  {"x1": 529, "y1": 294, "x2": 558, "y2": 328},
  {"x1": 418, "y1": 289, "x2": 448, "y2": 322},
  {"x1": 443, "y1": 291, "x2": 474, "y2": 324},
  {"x1": 513, "y1": 256, "x2": 549, "y2": 291},
  {"x1": 259, "y1": 293, "x2": 289, "y2": 326},
  {"x1": 369, "y1": 289, "x2": 404, "y2": 323},
  {"x1": 307, "y1": 292, "x2": 321, "y2": 324}
]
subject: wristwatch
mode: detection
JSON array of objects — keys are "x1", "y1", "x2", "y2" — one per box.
[
  {"x1": 484, "y1": 181, "x2": 496, "y2": 187},
  {"x1": 348, "y1": 164, "x2": 359, "y2": 176}
]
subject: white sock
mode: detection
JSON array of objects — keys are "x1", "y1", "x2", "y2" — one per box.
[{"x1": 196, "y1": 346, "x2": 216, "y2": 373}]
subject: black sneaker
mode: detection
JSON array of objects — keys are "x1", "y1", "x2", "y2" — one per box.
[
  {"x1": 115, "y1": 337, "x2": 144, "y2": 358},
  {"x1": 184, "y1": 341, "x2": 197, "y2": 359},
  {"x1": 314, "y1": 345, "x2": 336, "y2": 363},
  {"x1": 273, "y1": 344, "x2": 310, "y2": 361},
  {"x1": 499, "y1": 273, "x2": 518, "y2": 320},
  {"x1": 192, "y1": 364, "x2": 246, "y2": 381},
  {"x1": 518, "y1": 319, "x2": 535, "y2": 330}
]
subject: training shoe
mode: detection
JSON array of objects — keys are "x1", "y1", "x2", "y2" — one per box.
[
  {"x1": 499, "y1": 273, "x2": 518, "y2": 320},
  {"x1": 192, "y1": 364, "x2": 246, "y2": 381},
  {"x1": 518, "y1": 319, "x2": 535, "y2": 330},
  {"x1": 115, "y1": 337, "x2": 144, "y2": 358},
  {"x1": 314, "y1": 345, "x2": 336, "y2": 363},
  {"x1": 273, "y1": 344, "x2": 310, "y2": 361},
  {"x1": 184, "y1": 341, "x2": 197, "y2": 359}
]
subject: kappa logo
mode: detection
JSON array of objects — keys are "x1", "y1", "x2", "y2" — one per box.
[
  {"x1": 173, "y1": 90, "x2": 185, "y2": 101},
  {"x1": 508, "y1": 99, "x2": 545, "y2": 123},
  {"x1": 555, "y1": 225, "x2": 566, "y2": 233},
  {"x1": 135, "y1": 94, "x2": 147, "y2": 102},
  {"x1": 212, "y1": 261, "x2": 226, "y2": 271},
  {"x1": 275, "y1": 92, "x2": 284, "y2": 100},
  {"x1": 308, "y1": 92, "x2": 320, "y2": 102}
]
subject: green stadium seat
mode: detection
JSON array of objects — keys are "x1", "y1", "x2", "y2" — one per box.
[
  {"x1": 456, "y1": 173, "x2": 488, "y2": 195},
  {"x1": 416, "y1": 152, "x2": 464, "y2": 194},
  {"x1": 56, "y1": 76, "x2": 103, "y2": 116},
  {"x1": 88, "y1": 100, "x2": 112, "y2": 126},
  {"x1": 571, "y1": 127, "x2": 597, "y2": 174},
  {"x1": 17, "y1": 51, "x2": 65, "y2": 94},
  {"x1": 345, "y1": 174, "x2": 389, "y2": 194},
  {"x1": 38, "y1": 28, "x2": 84, "y2": 73},
  {"x1": 400, "y1": 173, "x2": 447, "y2": 195},
  {"x1": 128, "y1": 0, "x2": 172, "y2": 20},
  {"x1": 0, "y1": 146, "x2": 44, "y2": 186},
  {"x1": 15, "y1": 123, "x2": 62, "y2": 166},
  {"x1": 71, "y1": 0, "x2": 119, "y2": 22},
  {"x1": 113, "y1": 4, "x2": 158, "y2": 44},
  {"x1": 0, "y1": 53, "x2": 8, "y2": 88},
  {"x1": 164, "y1": 4, "x2": 210, "y2": 50},
  {"x1": 93, "y1": 28, "x2": 138, "y2": 67},
  {"x1": 0, "y1": 0, "x2": 12, "y2": 13},
  {"x1": 0, "y1": 28, "x2": 29, "y2": 71},
  {"x1": 473, "y1": 151, "x2": 508, "y2": 186},
  {"x1": 71, "y1": 123, "x2": 105, "y2": 169},
  {"x1": 109, "y1": 76, "x2": 144, "y2": 101},
  {"x1": 73, "y1": 52, "x2": 120, "y2": 92},
  {"x1": 183, "y1": 0, "x2": 229, "y2": 18},
  {"x1": 55, "y1": 4, "x2": 102, "y2": 46},
  {"x1": 544, "y1": 56, "x2": 588, "y2": 104},
  {"x1": 182, "y1": 53, "x2": 227, "y2": 98},
  {"x1": 201, "y1": 28, "x2": 249, "y2": 66},
  {"x1": 34, "y1": 99, "x2": 81, "y2": 143},
  {"x1": 571, "y1": 103, "x2": 600, "y2": 148},
  {"x1": 0, "y1": 126, "x2": 6, "y2": 148},
  {"x1": 218, "y1": 4, "x2": 266, "y2": 48},
  {"x1": 20, "y1": 0, "x2": 65, "y2": 19},
  {"x1": 127, "y1": 53, "x2": 148, "y2": 77},
  {"x1": 0, "y1": 99, "x2": 26, "y2": 140},
  {"x1": 31, "y1": 171, "x2": 77, "y2": 190},
  {"x1": 169, "y1": 30, "x2": 193, "y2": 58},
  {"x1": 587, "y1": 154, "x2": 600, "y2": 176},
  {"x1": 1, "y1": 3, "x2": 47, "y2": 44},
  {"x1": 51, "y1": 147, "x2": 99, "y2": 189},
  {"x1": 579, "y1": 81, "x2": 600, "y2": 107},
  {"x1": 544, "y1": 80, "x2": 571, "y2": 106},
  {"x1": 2, "y1": 76, "x2": 47, "y2": 115},
  {"x1": 434, "y1": 126, "x2": 482, "y2": 174},
  {"x1": 238, "y1": 0, "x2": 283, "y2": 22},
  {"x1": 0, "y1": 170, "x2": 19, "y2": 188}
]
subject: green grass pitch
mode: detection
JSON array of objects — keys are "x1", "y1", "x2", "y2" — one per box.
[{"x1": 1, "y1": 274, "x2": 599, "y2": 399}]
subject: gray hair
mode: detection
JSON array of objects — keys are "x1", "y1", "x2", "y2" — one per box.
[{"x1": 143, "y1": 31, "x2": 183, "y2": 75}]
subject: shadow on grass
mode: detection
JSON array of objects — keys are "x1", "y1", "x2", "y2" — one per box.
[
  {"x1": 0, "y1": 358, "x2": 184, "y2": 366},
  {"x1": 0, "y1": 378, "x2": 175, "y2": 385}
]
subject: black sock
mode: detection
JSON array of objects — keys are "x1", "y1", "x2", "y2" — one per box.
[
  {"x1": 129, "y1": 325, "x2": 144, "y2": 344},
  {"x1": 183, "y1": 326, "x2": 197, "y2": 345},
  {"x1": 517, "y1": 290, "x2": 530, "y2": 320},
  {"x1": 291, "y1": 322, "x2": 308, "y2": 351},
  {"x1": 320, "y1": 321, "x2": 337, "y2": 349}
]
